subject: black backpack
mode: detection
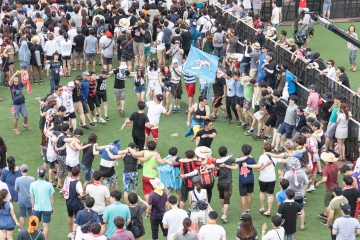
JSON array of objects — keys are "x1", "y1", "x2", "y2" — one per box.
[
  {"x1": 144, "y1": 30, "x2": 152, "y2": 44},
  {"x1": 80, "y1": 210, "x2": 94, "y2": 233},
  {"x1": 129, "y1": 206, "x2": 145, "y2": 238}
]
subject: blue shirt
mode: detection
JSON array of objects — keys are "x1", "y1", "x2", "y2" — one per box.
[
  {"x1": 103, "y1": 202, "x2": 131, "y2": 238},
  {"x1": 15, "y1": 176, "x2": 35, "y2": 208},
  {"x1": 236, "y1": 156, "x2": 256, "y2": 184},
  {"x1": 234, "y1": 80, "x2": 244, "y2": 97},
  {"x1": 162, "y1": 28, "x2": 172, "y2": 45},
  {"x1": 285, "y1": 71, "x2": 296, "y2": 94},
  {"x1": 225, "y1": 78, "x2": 236, "y2": 97},
  {"x1": 29, "y1": 179, "x2": 55, "y2": 211},
  {"x1": 305, "y1": 54, "x2": 314, "y2": 63},
  {"x1": 276, "y1": 189, "x2": 287, "y2": 203},
  {"x1": 184, "y1": 73, "x2": 196, "y2": 84},
  {"x1": 84, "y1": 36, "x2": 98, "y2": 53},
  {"x1": 81, "y1": 80, "x2": 90, "y2": 100},
  {"x1": 98, "y1": 148, "x2": 119, "y2": 161}
]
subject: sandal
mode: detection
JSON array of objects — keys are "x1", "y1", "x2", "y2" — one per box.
[
  {"x1": 39, "y1": 80, "x2": 43, "y2": 84},
  {"x1": 22, "y1": 124, "x2": 31, "y2": 131},
  {"x1": 263, "y1": 212, "x2": 271, "y2": 217},
  {"x1": 14, "y1": 129, "x2": 21, "y2": 135},
  {"x1": 259, "y1": 208, "x2": 265, "y2": 213},
  {"x1": 352, "y1": 69, "x2": 357, "y2": 72}
]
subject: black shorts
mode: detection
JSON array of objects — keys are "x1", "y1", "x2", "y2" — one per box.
[
  {"x1": 254, "y1": 105, "x2": 260, "y2": 113},
  {"x1": 239, "y1": 182, "x2": 254, "y2": 196},
  {"x1": 259, "y1": 180, "x2": 276, "y2": 194},
  {"x1": 180, "y1": 185, "x2": 193, "y2": 202},
  {"x1": 63, "y1": 112, "x2": 76, "y2": 121},
  {"x1": 98, "y1": 214, "x2": 105, "y2": 225},
  {"x1": 265, "y1": 114, "x2": 277, "y2": 127},
  {"x1": 103, "y1": 57, "x2": 113, "y2": 65},
  {"x1": 183, "y1": 49, "x2": 190, "y2": 59},
  {"x1": 46, "y1": 55, "x2": 52, "y2": 61},
  {"x1": 295, "y1": 198, "x2": 304, "y2": 209},
  {"x1": 67, "y1": 210, "x2": 79, "y2": 217},
  {"x1": 212, "y1": 96, "x2": 223, "y2": 108},
  {"x1": 97, "y1": 92, "x2": 107, "y2": 103},
  {"x1": 81, "y1": 99, "x2": 89, "y2": 114},
  {"x1": 170, "y1": 82, "x2": 183, "y2": 99},
  {"x1": 218, "y1": 182, "x2": 232, "y2": 204},
  {"x1": 235, "y1": 96, "x2": 244, "y2": 107},
  {"x1": 133, "y1": 135, "x2": 145, "y2": 150},
  {"x1": 87, "y1": 96, "x2": 101, "y2": 111},
  {"x1": 62, "y1": 55, "x2": 71, "y2": 61}
]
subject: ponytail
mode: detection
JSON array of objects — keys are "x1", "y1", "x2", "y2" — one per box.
[
  {"x1": 182, "y1": 218, "x2": 192, "y2": 235},
  {"x1": 7, "y1": 156, "x2": 15, "y2": 173}
]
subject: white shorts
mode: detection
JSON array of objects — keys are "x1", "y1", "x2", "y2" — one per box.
[{"x1": 190, "y1": 210, "x2": 206, "y2": 223}]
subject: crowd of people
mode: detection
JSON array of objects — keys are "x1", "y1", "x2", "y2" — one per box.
[{"x1": 0, "y1": 0, "x2": 359, "y2": 239}]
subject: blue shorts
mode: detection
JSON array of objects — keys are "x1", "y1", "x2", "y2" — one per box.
[
  {"x1": 102, "y1": 171, "x2": 118, "y2": 188},
  {"x1": 13, "y1": 103, "x2": 28, "y2": 119},
  {"x1": 144, "y1": 46, "x2": 151, "y2": 57},
  {"x1": 19, "y1": 207, "x2": 33, "y2": 217},
  {"x1": 81, "y1": 164, "x2": 94, "y2": 182},
  {"x1": 134, "y1": 85, "x2": 146, "y2": 93},
  {"x1": 34, "y1": 211, "x2": 52, "y2": 223},
  {"x1": 240, "y1": 62, "x2": 249, "y2": 74},
  {"x1": 323, "y1": 3, "x2": 331, "y2": 11},
  {"x1": 123, "y1": 172, "x2": 139, "y2": 192},
  {"x1": 277, "y1": 122, "x2": 295, "y2": 139}
]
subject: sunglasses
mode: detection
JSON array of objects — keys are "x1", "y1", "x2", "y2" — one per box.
[{"x1": 57, "y1": 89, "x2": 63, "y2": 91}]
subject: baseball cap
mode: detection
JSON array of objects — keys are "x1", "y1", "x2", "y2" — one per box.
[
  {"x1": 67, "y1": 81, "x2": 75, "y2": 88},
  {"x1": 75, "y1": 75, "x2": 82, "y2": 81},
  {"x1": 175, "y1": 40, "x2": 180, "y2": 44},
  {"x1": 172, "y1": 58, "x2": 178, "y2": 64},
  {"x1": 105, "y1": 30, "x2": 112, "y2": 38},
  {"x1": 128, "y1": 142, "x2": 137, "y2": 148},
  {"x1": 156, "y1": 94, "x2": 163, "y2": 101},
  {"x1": 339, "y1": 203, "x2": 351, "y2": 214},
  {"x1": 20, "y1": 164, "x2": 28, "y2": 172},
  {"x1": 102, "y1": 69, "x2": 109, "y2": 75},
  {"x1": 322, "y1": 92, "x2": 333, "y2": 102},
  {"x1": 82, "y1": 71, "x2": 90, "y2": 76},
  {"x1": 257, "y1": 24, "x2": 264, "y2": 29},
  {"x1": 309, "y1": 84, "x2": 317, "y2": 90},
  {"x1": 37, "y1": 166, "x2": 46, "y2": 177}
]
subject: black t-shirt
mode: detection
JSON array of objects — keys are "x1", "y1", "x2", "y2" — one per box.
[
  {"x1": 83, "y1": 26, "x2": 94, "y2": 37},
  {"x1": 277, "y1": 0, "x2": 283, "y2": 7},
  {"x1": 315, "y1": 58, "x2": 326, "y2": 71},
  {"x1": 265, "y1": 60, "x2": 277, "y2": 78},
  {"x1": 123, "y1": 152, "x2": 138, "y2": 173},
  {"x1": 278, "y1": 201, "x2": 301, "y2": 234},
  {"x1": 129, "y1": 112, "x2": 149, "y2": 137},
  {"x1": 180, "y1": 31, "x2": 191, "y2": 50},
  {"x1": 171, "y1": 36, "x2": 183, "y2": 45},
  {"x1": 132, "y1": 25, "x2": 146, "y2": 43},
  {"x1": 213, "y1": 77, "x2": 226, "y2": 96},
  {"x1": 321, "y1": 101, "x2": 333, "y2": 121},
  {"x1": 73, "y1": 35, "x2": 85, "y2": 51},
  {"x1": 81, "y1": 142, "x2": 95, "y2": 167},
  {"x1": 339, "y1": 73, "x2": 350, "y2": 89},
  {"x1": 215, "y1": 158, "x2": 235, "y2": 183},
  {"x1": 129, "y1": 16, "x2": 137, "y2": 27},
  {"x1": 116, "y1": 35, "x2": 126, "y2": 51},
  {"x1": 18, "y1": 230, "x2": 45, "y2": 240},
  {"x1": 96, "y1": 76, "x2": 107, "y2": 93},
  {"x1": 0, "y1": 147, "x2": 6, "y2": 169},
  {"x1": 72, "y1": 82, "x2": 82, "y2": 102},
  {"x1": 342, "y1": 188, "x2": 360, "y2": 215},
  {"x1": 196, "y1": 129, "x2": 217, "y2": 148},
  {"x1": 49, "y1": 61, "x2": 62, "y2": 76},
  {"x1": 113, "y1": 68, "x2": 130, "y2": 89}
]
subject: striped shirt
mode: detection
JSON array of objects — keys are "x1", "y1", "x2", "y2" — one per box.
[{"x1": 184, "y1": 73, "x2": 196, "y2": 84}]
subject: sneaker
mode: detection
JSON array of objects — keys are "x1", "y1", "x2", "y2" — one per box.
[
  {"x1": 242, "y1": 123, "x2": 250, "y2": 129},
  {"x1": 318, "y1": 213, "x2": 328, "y2": 219},
  {"x1": 120, "y1": 109, "x2": 125, "y2": 116},
  {"x1": 177, "y1": 106, "x2": 181, "y2": 112},
  {"x1": 246, "y1": 209, "x2": 250, "y2": 214},
  {"x1": 307, "y1": 185, "x2": 315, "y2": 192},
  {"x1": 172, "y1": 107, "x2": 176, "y2": 113},
  {"x1": 236, "y1": 122, "x2": 245, "y2": 127},
  {"x1": 89, "y1": 123, "x2": 96, "y2": 127},
  {"x1": 104, "y1": 116, "x2": 110, "y2": 121},
  {"x1": 320, "y1": 220, "x2": 327, "y2": 225},
  {"x1": 137, "y1": 164, "x2": 143, "y2": 169},
  {"x1": 304, "y1": 196, "x2": 307, "y2": 200},
  {"x1": 227, "y1": 118, "x2": 233, "y2": 124},
  {"x1": 252, "y1": 135, "x2": 262, "y2": 139},
  {"x1": 221, "y1": 215, "x2": 227, "y2": 223},
  {"x1": 260, "y1": 129, "x2": 265, "y2": 135},
  {"x1": 68, "y1": 232, "x2": 74, "y2": 239},
  {"x1": 300, "y1": 224, "x2": 306, "y2": 231},
  {"x1": 98, "y1": 118, "x2": 107, "y2": 123},
  {"x1": 317, "y1": 171, "x2": 323, "y2": 175},
  {"x1": 264, "y1": 136, "x2": 272, "y2": 142},
  {"x1": 279, "y1": 146, "x2": 286, "y2": 152},
  {"x1": 92, "y1": 117, "x2": 97, "y2": 123},
  {"x1": 82, "y1": 124, "x2": 90, "y2": 130},
  {"x1": 245, "y1": 129, "x2": 253, "y2": 136}
]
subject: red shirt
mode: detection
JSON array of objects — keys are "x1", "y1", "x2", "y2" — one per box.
[
  {"x1": 299, "y1": 0, "x2": 307, "y2": 8},
  {"x1": 323, "y1": 163, "x2": 339, "y2": 191}
]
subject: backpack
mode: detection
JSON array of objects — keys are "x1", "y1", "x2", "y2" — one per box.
[
  {"x1": 129, "y1": 206, "x2": 145, "y2": 238},
  {"x1": 144, "y1": 30, "x2": 152, "y2": 44},
  {"x1": 81, "y1": 210, "x2": 94, "y2": 233}
]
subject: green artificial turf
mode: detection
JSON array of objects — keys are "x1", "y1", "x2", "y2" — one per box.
[{"x1": 1, "y1": 25, "x2": 359, "y2": 239}]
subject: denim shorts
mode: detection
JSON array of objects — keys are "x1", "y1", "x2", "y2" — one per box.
[
  {"x1": 135, "y1": 85, "x2": 146, "y2": 93},
  {"x1": 34, "y1": 211, "x2": 52, "y2": 223},
  {"x1": 19, "y1": 207, "x2": 33, "y2": 217},
  {"x1": 240, "y1": 62, "x2": 249, "y2": 74},
  {"x1": 13, "y1": 103, "x2": 28, "y2": 119},
  {"x1": 323, "y1": 3, "x2": 331, "y2": 11},
  {"x1": 81, "y1": 164, "x2": 94, "y2": 182},
  {"x1": 277, "y1": 122, "x2": 295, "y2": 139}
]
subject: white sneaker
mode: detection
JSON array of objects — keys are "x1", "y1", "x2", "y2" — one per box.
[
  {"x1": 307, "y1": 185, "x2": 315, "y2": 192},
  {"x1": 68, "y1": 232, "x2": 74, "y2": 239},
  {"x1": 222, "y1": 208, "x2": 224, "y2": 213},
  {"x1": 92, "y1": 117, "x2": 97, "y2": 123},
  {"x1": 221, "y1": 215, "x2": 227, "y2": 223},
  {"x1": 98, "y1": 118, "x2": 106, "y2": 123}
]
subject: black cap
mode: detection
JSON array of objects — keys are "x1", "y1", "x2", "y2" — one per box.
[
  {"x1": 156, "y1": 94, "x2": 163, "y2": 101},
  {"x1": 75, "y1": 75, "x2": 82, "y2": 80},
  {"x1": 37, "y1": 166, "x2": 46, "y2": 177},
  {"x1": 128, "y1": 142, "x2": 137, "y2": 148},
  {"x1": 322, "y1": 92, "x2": 333, "y2": 102},
  {"x1": 102, "y1": 69, "x2": 109, "y2": 74}
]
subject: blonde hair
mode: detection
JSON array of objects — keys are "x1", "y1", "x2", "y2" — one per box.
[
  {"x1": 284, "y1": 140, "x2": 294, "y2": 150},
  {"x1": 31, "y1": 37, "x2": 38, "y2": 44}
]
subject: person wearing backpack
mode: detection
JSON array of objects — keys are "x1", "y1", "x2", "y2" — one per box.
[
  {"x1": 73, "y1": 197, "x2": 101, "y2": 240},
  {"x1": 127, "y1": 193, "x2": 147, "y2": 239},
  {"x1": 17, "y1": 216, "x2": 45, "y2": 240}
]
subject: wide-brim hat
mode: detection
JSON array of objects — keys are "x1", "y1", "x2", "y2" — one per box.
[
  {"x1": 242, "y1": 76, "x2": 252, "y2": 86},
  {"x1": 287, "y1": 38, "x2": 295, "y2": 45},
  {"x1": 321, "y1": 152, "x2": 338, "y2": 162},
  {"x1": 150, "y1": 178, "x2": 165, "y2": 189},
  {"x1": 195, "y1": 146, "x2": 212, "y2": 158},
  {"x1": 252, "y1": 42, "x2": 260, "y2": 50},
  {"x1": 119, "y1": 18, "x2": 130, "y2": 28}
]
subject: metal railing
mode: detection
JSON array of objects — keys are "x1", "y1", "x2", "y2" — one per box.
[{"x1": 208, "y1": 4, "x2": 360, "y2": 160}]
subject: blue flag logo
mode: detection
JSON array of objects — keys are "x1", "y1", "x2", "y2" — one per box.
[{"x1": 183, "y1": 46, "x2": 219, "y2": 83}]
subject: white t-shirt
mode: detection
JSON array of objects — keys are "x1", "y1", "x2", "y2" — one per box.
[
  {"x1": 190, "y1": 189, "x2": 207, "y2": 201},
  {"x1": 258, "y1": 154, "x2": 279, "y2": 182},
  {"x1": 271, "y1": 7, "x2": 280, "y2": 24},
  {"x1": 162, "y1": 208, "x2": 188, "y2": 239},
  {"x1": 60, "y1": 40, "x2": 73, "y2": 56},
  {"x1": 55, "y1": 35, "x2": 64, "y2": 54},
  {"x1": 0, "y1": 181, "x2": 11, "y2": 201},
  {"x1": 324, "y1": 67, "x2": 336, "y2": 80},
  {"x1": 65, "y1": 141, "x2": 80, "y2": 167},
  {"x1": 198, "y1": 224, "x2": 226, "y2": 240},
  {"x1": 68, "y1": 28, "x2": 77, "y2": 42},
  {"x1": 86, "y1": 184, "x2": 110, "y2": 215},
  {"x1": 156, "y1": 32, "x2": 166, "y2": 50},
  {"x1": 147, "y1": 67, "x2": 161, "y2": 81},
  {"x1": 199, "y1": 15, "x2": 210, "y2": 33},
  {"x1": 146, "y1": 101, "x2": 166, "y2": 126},
  {"x1": 54, "y1": 91, "x2": 74, "y2": 115},
  {"x1": 121, "y1": 0, "x2": 129, "y2": 14},
  {"x1": 262, "y1": 227, "x2": 285, "y2": 240}
]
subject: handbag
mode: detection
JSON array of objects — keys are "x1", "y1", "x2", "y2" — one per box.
[
  {"x1": 81, "y1": 210, "x2": 94, "y2": 233},
  {"x1": 192, "y1": 189, "x2": 208, "y2": 210},
  {"x1": 13, "y1": 91, "x2": 25, "y2": 105}
]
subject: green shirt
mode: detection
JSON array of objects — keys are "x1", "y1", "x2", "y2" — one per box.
[
  {"x1": 329, "y1": 105, "x2": 339, "y2": 123},
  {"x1": 143, "y1": 150, "x2": 159, "y2": 178},
  {"x1": 329, "y1": 196, "x2": 348, "y2": 224},
  {"x1": 244, "y1": 85, "x2": 254, "y2": 101},
  {"x1": 103, "y1": 202, "x2": 131, "y2": 238},
  {"x1": 29, "y1": 179, "x2": 55, "y2": 211}
]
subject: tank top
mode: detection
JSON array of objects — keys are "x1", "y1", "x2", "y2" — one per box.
[
  {"x1": 203, "y1": 40, "x2": 213, "y2": 54},
  {"x1": 143, "y1": 150, "x2": 159, "y2": 178},
  {"x1": 65, "y1": 141, "x2": 80, "y2": 167},
  {"x1": 192, "y1": 104, "x2": 206, "y2": 122},
  {"x1": 123, "y1": 153, "x2": 137, "y2": 173}
]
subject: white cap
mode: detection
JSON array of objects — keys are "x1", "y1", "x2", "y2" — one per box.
[
  {"x1": 119, "y1": 62, "x2": 127, "y2": 69},
  {"x1": 67, "y1": 81, "x2": 75, "y2": 88},
  {"x1": 172, "y1": 58, "x2": 178, "y2": 64}
]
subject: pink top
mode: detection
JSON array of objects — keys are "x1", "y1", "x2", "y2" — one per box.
[{"x1": 307, "y1": 92, "x2": 319, "y2": 114}]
